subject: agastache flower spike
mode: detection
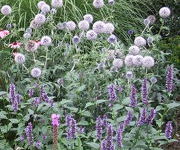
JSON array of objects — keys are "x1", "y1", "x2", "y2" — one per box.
[
  {"x1": 51, "y1": 114, "x2": 60, "y2": 149},
  {"x1": 106, "y1": 124, "x2": 114, "y2": 150},
  {"x1": 107, "y1": 84, "x2": 117, "y2": 103},
  {"x1": 66, "y1": 116, "x2": 77, "y2": 139},
  {"x1": 165, "y1": 121, "x2": 173, "y2": 139},
  {"x1": 141, "y1": 78, "x2": 148, "y2": 105},
  {"x1": 137, "y1": 108, "x2": 147, "y2": 126},
  {"x1": 129, "y1": 85, "x2": 137, "y2": 107},
  {"x1": 146, "y1": 109, "x2": 156, "y2": 124},
  {"x1": 96, "y1": 116, "x2": 103, "y2": 140},
  {"x1": 117, "y1": 123, "x2": 124, "y2": 148},
  {"x1": 124, "y1": 111, "x2": 133, "y2": 127},
  {"x1": 166, "y1": 65, "x2": 174, "y2": 93},
  {"x1": 25, "y1": 122, "x2": 34, "y2": 145}
]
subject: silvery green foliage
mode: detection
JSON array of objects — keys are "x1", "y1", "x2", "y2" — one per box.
[{"x1": 0, "y1": 2, "x2": 179, "y2": 150}]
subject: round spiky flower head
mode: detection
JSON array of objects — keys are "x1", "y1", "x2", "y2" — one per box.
[
  {"x1": 57, "y1": 22, "x2": 66, "y2": 30},
  {"x1": 14, "y1": 53, "x2": 25, "y2": 64},
  {"x1": 83, "y1": 14, "x2": 93, "y2": 23},
  {"x1": 86, "y1": 30, "x2": 97, "y2": 40},
  {"x1": 31, "y1": 68, "x2": 42, "y2": 78},
  {"x1": 93, "y1": 0, "x2": 104, "y2": 8},
  {"x1": 40, "y1": 4, "x2": 50, "y2": 13},
  {"x1": 25, "y1": 40, "x2": 39, "y2": 52},
  {"x1": 104, "y1": 23, "x2": 115, "y2": 34},
  {"x1": 129, "y1": 45, "x2": 140, "y2": 55},
  {"x1": 23, "y1": 33, "x2": 31, "y2": 39},
  {"x1": 30, "y1": 20, "x2": 42, "y2": 29},
  {"x1": 124, "y1": 55, "x2": 134, "y2": 67},
  {"x1": 132, "y1": 55, "x2": 143, "y2": 67},
  {"x1": 142, "y1": 56, "x2": 155, "y2": 68},
  {"x1": 78, "y1": 20, "x2": 90, "y2": 31},
  {"x1": 1, "y1": 5, "x2": 12, "y2": 16},
  {"x1": 112, "y1": 59, "x2": 123, "y2": 68},
  {"x1": 147, "y1": 15, "x2": 156, "y2": 25},
  {"x1": 66, "y1": 21, "x2": 76, "y2": 31},
  {"x1": 108, "y1": 0, "x2": 115, "y2": 5},
  {"x1": 72, "y1": 35, "x2": 80, "y2": 44},
  {"x1": 134, "y1": 36, "x2": 146, "y2": 47},
  {"x1": 34, "y1": 14, "x2": 46, "y2": 24},
  {"x1": 37, "y1": 1, "x2": 46, "y2": 10},
  {"x1": 159, "y1": 7, "x2": 171, "y2": 18},
  {"x1": 107, "y1": 34, "x2": 117, "y2": 44},
  {"x1": 40, "y1": 36, "x2": 52, "y2": 46},
  {"x1": 126, "y1": 71, "x2": 133, "y2": 79},
  {"x1": 93, "y1": 21, "x2": 106, "y2": 34},
  {"x1": 51, "y1": 0, "x2": 63, "y2": 8}
]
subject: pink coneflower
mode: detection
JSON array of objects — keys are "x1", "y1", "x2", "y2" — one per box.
[
  {"x1": 0, "y1": 30, "x2": 10, "y2": 38},
  {"x1": 9, "y1": 42, "x2": 22, "y2": 49}
]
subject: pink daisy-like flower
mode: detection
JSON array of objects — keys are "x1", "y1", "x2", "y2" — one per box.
[
  {"x1": 9, "y1": 42, "x2": 22, "y2": 49},
  {"x1": 0, "y1": 30, "x2": 10, "y2": 38}
]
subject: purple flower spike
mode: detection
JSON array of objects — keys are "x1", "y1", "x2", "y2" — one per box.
[
  {"x1": 137, "y1": 108, "x2": 147, "y2": 126},
  {"x1": 141, "y1": 78, "x2": 148, "y2": 105},
  {"x1": 40, "y1": 87, "x2": 54, "y2": 106},
  {"x1": 100, "y1": 139, "x2": 107, "y2": 150},
  {"x1": 165, "y1": 121, "x2": 173, "y2": 139},
  {"x1": 25, "y1": 122, "x2": 33, "y2": 145},
  {"x1": 35, "y1": 141, "x2": 42, "y2": 149},
  {"x1": 66, "y1": 116, "x2": 77, "y2": 139},
  {"x1": 96, "y1": 116, "x2": 103, "y2": 140},
  {"x1": 124, "y1": 111, "x2": 133, "y2": 127},
  {"x1": 28, "y1": 89, "x2": 34, "y2": 97},
  {"x1": 106, "y1": 124, "x2": 114, "y2": 150},
  {"x1": 129, "y1": 85, "x2": 137, "y2": 107},
  {"x1": 107, "y1": 84, "x2": 117, "y2": 103},
  {"x1": 166, "y1": 65, "x2": 174, "y2": 93},
  {"x1": 117, "y1": 123, "x2": 124, "y2": 148},
  {"x1": 146, "y1": 109, "x2": 156, "y2": 124}
]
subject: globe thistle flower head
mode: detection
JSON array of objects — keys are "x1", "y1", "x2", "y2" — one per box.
[
  {"x1": 143, "y1": 19, "x2": 150, "y2": 26},
  {"x1": 150, "y1": 77, "x2": 157, "y2": 84},
  {"x1": 86, "y1": 30, "x2": 97, "y2": 40},
  {"x1": 83, "y1": 14, "x2": 93, "y2": 23},
  {"x1": 159, "y1": 7, "x2": 171, "y2": 18},
  {"x1": 25, "y1": 28, "x2": 33, "y2": 34},
  {"x1": 147, "y1": 37, "x2": 154, "y2": 44},
  {"x1": 37, "y1": 1, "x2": 46, "y2": 10},
  {"x1": 93, "y1": 21, "x2": 106, "y2": 34},
  {"x1": 23, "y1": 32, "x2": 31, "y2": 39},
  {"x1": 6, "y1": 23, "x2": 13, "y2": 29},
  {"x1": 40, "y1": 36, "x2": 52, "y2": 46},
  {"x1": 51, "y1": 0, "x2": 63, "y2": 8},
  {"x1": 31, "y1": 68, "x2": 42, "y2": 78},
  {"x1": 142, "y1": 56, "x2": 155, "y2": 68},
  {"x1": 124, "y1": 55, "x2": 134, "y2": 67},
  {"x1": 50, "y1": 8, "x2": 57, "y2": 14},
  {"x1": 66, "y1": 21, "x2": 76, "y2": 31},
  {"x1": 104, "y1": 22, "x2": 115, "y2": 34},
  {"x1": 112, "y1": 59, "x2": 123, "y2": 68},
  {"x1": 134, "y1": 36, "x2": 146, "y2": 47},
  {"x1": 25, "y1": 40, "x2": 39, "y2": 52},
  {"x1": 147, "y1": 15, "x2": 156, "y2": 25},
  {"x1": 126, "y1": 71, "x2": 133, "y2": 79},
  {"x1": 108, "y1": 0, "x2": 115, "y2": 5},
  {"x1": 1, "y1": 5, "x2": 12, "y2": 16},
  {"x1": 34, "y1": 14, "x2": 46, "y2": 25},
  {"x1": 30, "y1": 19, "x2": 42, "y2": 29},
  {"x1": 40, "y1": 4, "x2": 50, "y2": 13},
  {"x1": 72, "y1": 35, "x2": 80, "y2": 44},
  {"x1": 107, "y1": 34, "x2": 117, "y2": 44},
  {"x1": 93, "y1": 0, "x2": 105, "y2": 9},
  {"x1": 78, "y1": 20, "x2": 90, "y2": 31},
  {"x1": 129, "y1": 45, "x2": 140, "y2": 55},
  {"x1": 14, "y1": 53, "x2": 25, "y2": 64},
  {"x1": 132, "y1": 55, "x2": 143, "y2": 67},
  {"x1": 57, "y1": 22, "x2": 66, "y2": 30},
  {"x1": 128, "y1": 30, "x2": 134, "y2": 35}
]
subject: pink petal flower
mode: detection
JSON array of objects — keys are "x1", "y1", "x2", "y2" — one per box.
[
  {"x1": 9, "y1": 42, "x2": 22, "y2": 49},
  {"x1": 0, "y1": 30, "x2": 10, "y2": 38}
]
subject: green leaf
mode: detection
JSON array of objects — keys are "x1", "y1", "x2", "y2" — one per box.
[
  {"x1": 9, "y1": 119, "x2": 19, "y2": 124},
  {"x1": 86, "y1": 142, "x2": 99, "y2": 149},
  {"x1": 85, "y1": 102, "x2": 95, "y2": 108},
  {"x1": 167, "y1": 102, "x2": 180, "y2": 109},
  {"x1": 96, "y1": 100, "x2": 108, "y2": 105},
  {"x1": 122, "y1": 97, "x2": 130, "y2": 105},
  {"x1": 112, "y1": 104, "x2": 123, "y2": 112},
  {"x1": 0, "y1": 91, "x2": 7, "y2": 96},
  {"x1": 0, "y1": 113, "x2": 7, "y2": 119}
]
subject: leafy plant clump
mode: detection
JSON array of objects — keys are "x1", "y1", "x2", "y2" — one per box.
[{"x1": 0, "y1": 1, "x2": 179, "y2": 150}]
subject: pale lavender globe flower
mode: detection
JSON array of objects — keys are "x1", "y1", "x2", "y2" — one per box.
[
  {"x1": 23, "y1": 32, "x2": 31, "y2": 39},
  {"x1": 66, "y1": 21, "x2": 76, "y2": 31},
  {"x1": 104, "y1": 23, "x2": 115, "y2": 34},
  {"x1": 112, "y1": 59, "x2": 123, "y2": 68},
  {"x1": 37, "y1": 1, "x2": 46, "y2": 10},
  {"x1": 126, "y1": 71, "x2": 133, "y2": 79},
  {"x1": 40, "y1": 36, "x2": 52, "y2": 46},
  {"x1": 51, "y1": 0, "x2": 63, "y2": 8},
  {"x1": 34, "y1": 14, "x2": 46, "y2": 24},
  {"x1": 128, "y1": 45, "x2": 140, "y2": 55},
  {"x1": 15, "y1": 53, "x2": 25, "y2": 64},
  {"x1": 107, "y1": 34, "x2": 117, "y2": 44},
  {"x1": 31, "y1": 68, "x2": 42, "y2": 78},
  {"x1": 134, "y1": 36, "x2": 146, "y2": 47},
  {"x1": 93, "y1": 21, "x2": 106, "y2": 34},
  {"x1": 86, "y1": 30, "x2": 97, "y2": 40},
  {"x1": 30, "y1": 19, "x2": 42, "y2": 29},
  {"x1": 142, "y1": 56, "x2": 155, "y2": 68},
  {"x1": 1, "y1": 5, "x2": 12, "y2": 15},
  {"x1": 25, "y1": 40, "x2": 39, "y2": 52},
  {"x1": 124, "y1": 55, "x2": 134, "y2": 67},
  {"x1": 147, "y1": 15, "x2": 156, "y2": 25},
  {"x1": 83, "y1": 14, "x2": 93, "y2": 23},
  {"x1": 40, "y1": 4, "x2": 50, "y2": 13},
  {"x1": 57, "y1": 22, "x2": 66, "y2": 30},
  {"x1": 93, "y1": 0, "x2": 105, "y2": 9},
  {"x1": 78, "y1": 20, "x2": 90, "y2": 31},
  {"x1": 132, "y1": 55, "x2": 143, "y2": 67},
  {"x1": 159, "y1": 7, "x2": 171, "y2": 18},
  {"x1": 72, "y1": 35, "x2": 80, "y2": 44}
]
